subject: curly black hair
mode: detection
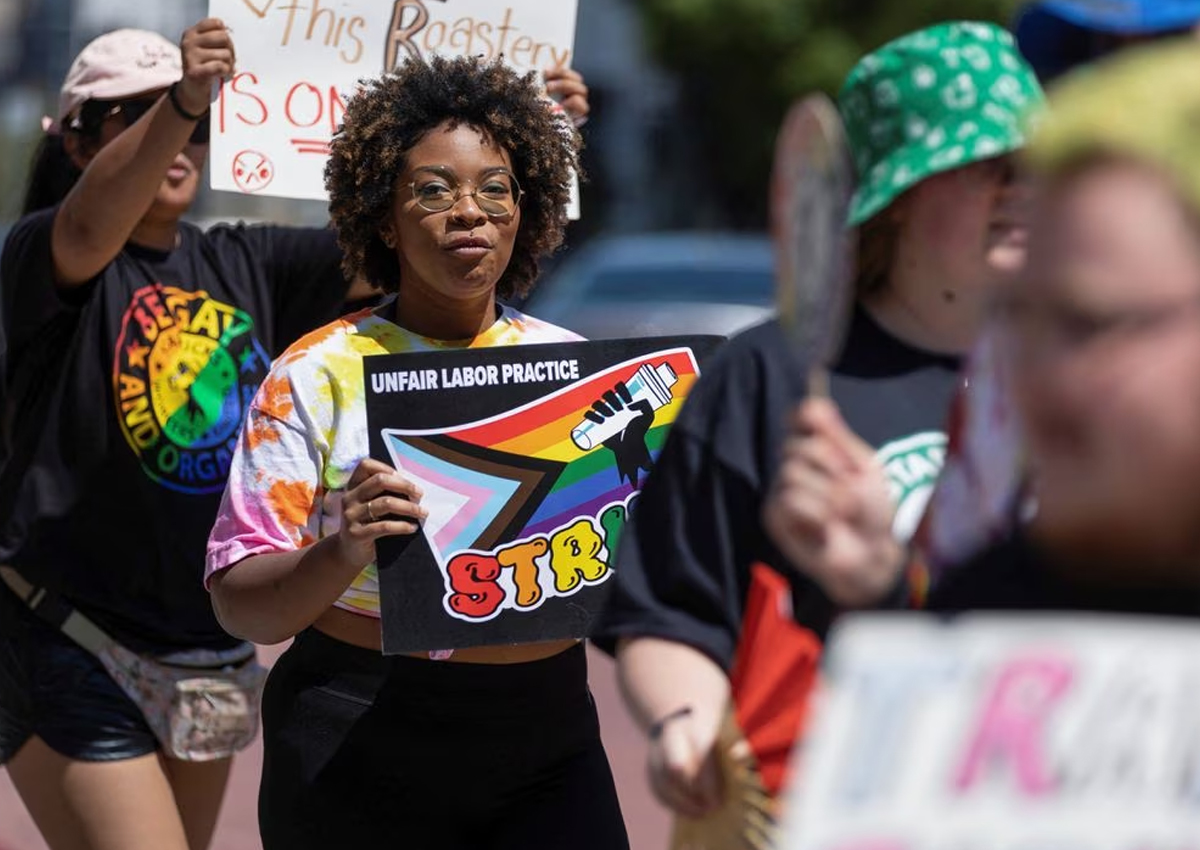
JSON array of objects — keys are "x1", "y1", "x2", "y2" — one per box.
[{"x1": 326, "y1": 55, "x2": 582, "y2": 300}]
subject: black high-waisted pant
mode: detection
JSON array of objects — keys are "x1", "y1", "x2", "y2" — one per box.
[{"x1": 258, "y1": 629, "x2": 630, "y2": 850}]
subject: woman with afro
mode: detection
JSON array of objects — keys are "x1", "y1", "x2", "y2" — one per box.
[{"x1": 205, "y1": 56, "x2": 628, "y2": 849}]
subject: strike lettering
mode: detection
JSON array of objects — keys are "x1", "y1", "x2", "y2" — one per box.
[
  {"x1": 497, "y1": 538, "x2": 548, "y2": 608},
  {"x1": 549, "y1": 519, "x2": 608, "y2": 593},
  {"x1": 446, "y1": 553, "x2": 506, "y2": 620},
  {"x1": 441, "y1": 495, "x2": 632, "y2": 622},
  {"x1": 954, "y1": 654, "x2": 1074, "y2": 796}
]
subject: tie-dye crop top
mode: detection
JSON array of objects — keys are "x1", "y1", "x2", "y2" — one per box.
[{"x1": 204, "y1": 303, "x2": 582, "y2": 617}]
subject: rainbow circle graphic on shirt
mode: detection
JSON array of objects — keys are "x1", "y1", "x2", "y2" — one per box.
[{"x1": 113, "y1": 284, "x2": 270, "y2": 495}]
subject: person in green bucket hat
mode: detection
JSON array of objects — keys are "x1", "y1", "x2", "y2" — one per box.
[
  {"x1": 841, "y1": 21, "x2": 1044, "y2": 228},
  {"x1": 593, "y1": 21, "x2": 1045, "y2": 821}
]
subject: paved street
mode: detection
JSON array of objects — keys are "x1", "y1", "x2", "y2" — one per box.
[{"x1": 0, "y1": 644, "x2": 668, "y2": 850}]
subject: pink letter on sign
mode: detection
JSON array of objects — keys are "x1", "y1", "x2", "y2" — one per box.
[{"x1": 953, "y1": 654, "x2": 1074, "y2": 796}]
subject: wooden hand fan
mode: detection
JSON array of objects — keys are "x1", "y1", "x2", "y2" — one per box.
[{"x1": 669, "y1": 565, "x2": 824, "y2": 850}]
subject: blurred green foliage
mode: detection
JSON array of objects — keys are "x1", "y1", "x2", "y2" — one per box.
[{"x1": 640, "y1": 0, "x2": 1023, "y2": 226}]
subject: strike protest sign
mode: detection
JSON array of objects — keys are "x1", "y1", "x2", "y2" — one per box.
[
  {"x1": 207, "y1": 0, "x2": 579, "y2": 202},
  {"x1": 363, "y1": 336, "x2": 722, "y2": 654},
  {"x1": 780, "y1": 614, "x2": 1200, "y2": 850}
]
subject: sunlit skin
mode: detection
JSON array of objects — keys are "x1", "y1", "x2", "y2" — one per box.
[
  {"x1": 1008, "y1": 161, "x2": 1200, "y2": 577},
  {"x1": 866, "y1": 155, "x2": 1031, "y2": 354},
  {"x1": 900, "y1": 156, "x2": 1030, "y2": 280},
  {"x1": 383, "y1": 121, "x2": 522, "y2": 340}
]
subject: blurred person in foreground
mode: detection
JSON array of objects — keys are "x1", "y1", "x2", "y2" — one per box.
[
  {"x1": 911, "y1": 0, "x2": 1200, "y2": 578},
  {"x1": 592, "y1": 22, "x2": 1044, "y2": 819},
  {"x1": 932, "y1": 39, "x2": 1200, "y2": 611}
]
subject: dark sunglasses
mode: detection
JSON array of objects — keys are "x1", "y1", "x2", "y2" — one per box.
[{"x1": 100, "y1": 96, "x2": 210, "y2": 145}]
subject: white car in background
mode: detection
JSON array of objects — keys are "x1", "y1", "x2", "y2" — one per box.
[{"x1": 522, "y1": 231, "x2": 774, "y2": 340}]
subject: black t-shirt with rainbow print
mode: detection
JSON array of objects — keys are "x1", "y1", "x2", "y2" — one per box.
[{"x1": 0, "y1": 209, "x2": 345, "y2": 651}]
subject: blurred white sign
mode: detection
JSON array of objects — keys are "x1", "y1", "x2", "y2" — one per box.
[
  {"x1": 782, "y1": 614, "x2": 1200, "y2": 850},
  {"x1": 207, "y1": 0, "x2": 578, "y2": 206}
]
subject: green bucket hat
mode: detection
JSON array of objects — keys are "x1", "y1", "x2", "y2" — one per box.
[{"x1": 839, "y1": 21, "x2": 1046, "y2": 226}]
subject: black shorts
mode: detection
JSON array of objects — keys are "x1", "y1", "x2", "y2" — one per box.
[
  {"x1": 259, "y1": 630, "x2": 630, "y2": 850},
  {"x1": 0, "y1": 581, "x2": 158, "y2": 763}
]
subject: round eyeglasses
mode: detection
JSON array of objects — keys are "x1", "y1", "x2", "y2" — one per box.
[{"x1": 408, "y1": 173, "x2": 522, "y2": 218}]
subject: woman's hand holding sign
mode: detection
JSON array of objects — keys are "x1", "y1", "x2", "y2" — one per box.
[
  {"x1": 337, "y1": 458, "x2": 428, "y2": 570},
  {"x1": 544, "y1": 62, "x2": 589, "y2": 126},
  {"x1": 178, "y1": 18, "x2": 238, "y2": 116}
]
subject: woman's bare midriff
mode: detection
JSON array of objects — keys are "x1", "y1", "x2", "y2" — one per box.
[{"x1": 312, "y1": 605, "x2": 578, "y2": 664}]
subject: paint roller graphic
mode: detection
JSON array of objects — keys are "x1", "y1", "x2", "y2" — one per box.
[{"x1": 570, "y1": 362, "x2": 678, "y2": 452}]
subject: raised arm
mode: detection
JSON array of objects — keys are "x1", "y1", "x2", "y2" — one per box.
[{"x1": 51, "y1": 19, "x2": 234, "y2": 286}]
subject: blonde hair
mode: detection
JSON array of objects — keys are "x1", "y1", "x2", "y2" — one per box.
[{"x1": 1028, "y1": 38, "x2": 1200, "y2": 213}]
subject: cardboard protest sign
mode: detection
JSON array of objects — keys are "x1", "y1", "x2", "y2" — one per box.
[
  {"x1": 781, "y1": 614, "x2": 1200, "y2": 850},
  {"x1": 207, "y1": 0, "x2": 579, "y2": 204},
  {"x1": 364, "y1": 336, "x2": 722, "y2": 654}
]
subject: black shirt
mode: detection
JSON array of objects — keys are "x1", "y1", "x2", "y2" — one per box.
[
  {"x1": 0, "y1": 209, "x2": 346, "y2": 651},
  {"x1": 591, "y1": 309, "x2": 961, "y2": 670},
  {"x1": 928, "y1": 530, "x2": 1200, "y2": 618}
]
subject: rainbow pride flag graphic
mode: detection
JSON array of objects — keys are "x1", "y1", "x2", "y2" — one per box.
[{"x1": 367, "y1": 338, "x2": 719, "y2": 652}]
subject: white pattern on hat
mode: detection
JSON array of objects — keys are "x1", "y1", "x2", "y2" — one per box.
[
  {"x1": 961, "y1": 45, "x2": 993, "y2": 71},
  {"x1": 928, "y1": 145, "x2": 967, "y2": 169},
  {"x1": 906, "y1": 116, "x2": 929, "y2": 140},
  {"x1": 973, "y1": 137, "x2": 1003, "y2": 158},
  {"x1": 912, "y1": 65, "x2": 938, "y2": 89},
  {"x1": 959, "y1": 23, "x2": 996, "y2": 42},
  {"x1": 874, "y1": 80, "x2": 900, "y2": 107},
  {"x1": 942, "y1": 73, "x2": 978, "y2": 110},
  {"x1": 956, "y1": 121, "x2": 981, "y2": 140},
  {"x1": 939, "y1": 47, "x2": 963, "y2": 69},
  {"x1": 990, "y1": 75, "x2": 1025, "y2": 106},
  {"x1": 983, "y1": 102, "x2": 1016, "y2": 126}
]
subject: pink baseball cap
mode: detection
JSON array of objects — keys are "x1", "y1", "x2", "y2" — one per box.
[{"x1": 46, "y1": 28, "x2": 182, "y2": 133}]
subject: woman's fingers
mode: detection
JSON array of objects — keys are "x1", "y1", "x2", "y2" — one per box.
[
  {"x1": 650, "y1": 722, "x2": 722, "y2": 819},
  {"x1": 361, "y1": 495, "x2": 428, "y2": 524},
  {"x1": 191, "y1": 17, "x2": 228, "y2": 34},
  {"x1": 652, "y1": 759, "x2": 711, "y2": 819},
  {"x1": 352, "y1": 471, "x2": 424, "y2": 504},
  {"x1": 544, "y1": 64, "x2": 590, "y2": 124},
  {"x1": 191, "y1": 27, "x2": 234, "y2": 49},
  {"x1": 346, "y1": 457, "x2": 395, "y2": 489},
  {"x1": 365, "y1": 518, "x2": 423, "y2": 538},
  {"x1": 347, "y1": 459, "x2": 423, "y2": 501}
]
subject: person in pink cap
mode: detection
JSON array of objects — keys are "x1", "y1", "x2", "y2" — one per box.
[{"x1": 0, "y1": 18, "x2": 589, "y2": 850}]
